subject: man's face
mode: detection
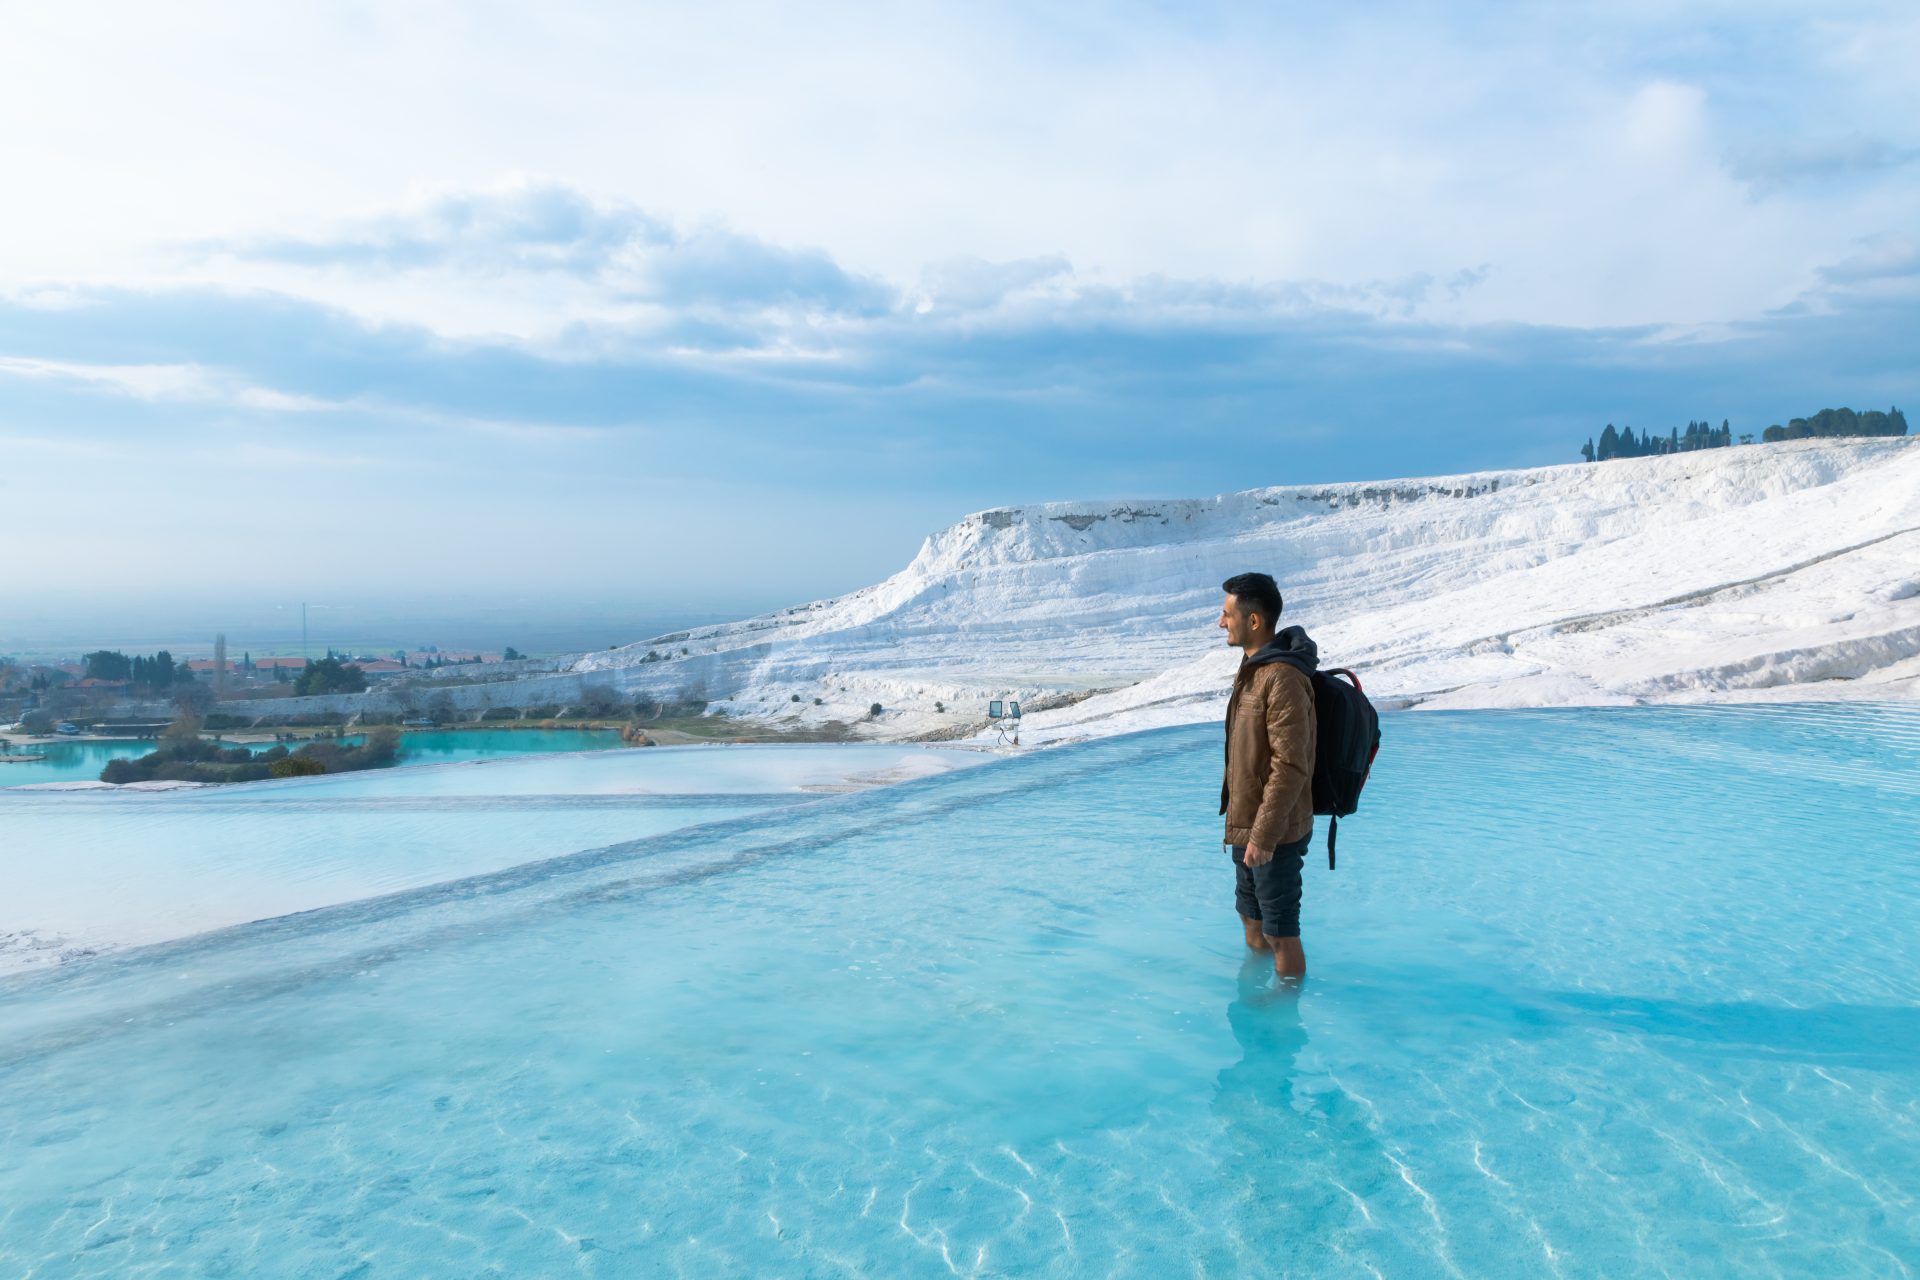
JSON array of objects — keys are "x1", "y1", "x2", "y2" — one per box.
[{"x1": 1218, "y1": 594, "x2": 1256, "y2": 647}]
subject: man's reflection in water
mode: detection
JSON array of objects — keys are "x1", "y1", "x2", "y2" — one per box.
[
  {"x1": 1214, "y1": 954, "x2": 1312, "y2": 1125},
  {"x1": 1210, "y1": 959, "x2": 1420, "y2": 1271},
  {"x1": 1206, "y1": 955, "x2": 1340, "y2": 1260}
]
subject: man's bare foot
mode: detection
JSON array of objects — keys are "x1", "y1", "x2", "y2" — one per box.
[
  {"x1": 1272, "y1": 936, "x2": 1306, "y2": 980},
  {"x1": 1241, "y1": 916, "x2": 1272, "y2": 951}
]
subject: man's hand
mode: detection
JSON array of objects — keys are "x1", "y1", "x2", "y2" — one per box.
[{"x1": 1242, "y1": 842, "x2": 1273, "y2": 868}]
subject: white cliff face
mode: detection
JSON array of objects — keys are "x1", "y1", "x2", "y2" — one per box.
[{"x1": 567, "y1": 437, "x2": 1920, "y2": 741}]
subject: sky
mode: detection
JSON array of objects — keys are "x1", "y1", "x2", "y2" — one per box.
[{"x1": 2, "y1": 0, "x2": 1916, "y2": 619}]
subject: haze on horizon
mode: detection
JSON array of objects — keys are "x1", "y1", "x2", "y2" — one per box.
[{"x1": 2, "y1": 1, "x2": 1915, "y2": 614}]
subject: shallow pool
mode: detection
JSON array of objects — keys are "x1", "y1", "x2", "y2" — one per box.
[
  {"x1": 382, "y1": 728, "x2": 627, "y2": 765},
  {"x1": 1, "y1": 706, "x2": 1916, "y2": 1276},
  {"x1": 0, "y1": 744, "x2": 985, "y2": 967},
  {"x1": 0, "y1": 728, "x2": 628, "y2": 786}
]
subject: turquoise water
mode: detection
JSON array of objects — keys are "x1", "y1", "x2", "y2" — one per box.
[
  {"x1": 289, "y1": 741, "x2": 973, "y2": 799},
  {"x1": 381, "y1": 728, "x2": 624, "y2": 765},
  {"x1": 2, "y1": 706, "x2": 1917, "y2": 1276},
  {"x1": 0, "y1": 729, "x2": 624, "y2": 785},
  {"x1": 0, "y1": 738, "x2": 166, "y2": 786},
  {"x1": 1, "y1": 744, "x2": 973, "y2": 961}
]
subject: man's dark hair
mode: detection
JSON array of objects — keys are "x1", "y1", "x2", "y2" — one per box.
[{"x1": 1222, "y1": 572, "x2": 1283, "y2": 629}]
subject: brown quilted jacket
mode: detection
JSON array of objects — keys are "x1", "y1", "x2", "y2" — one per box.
[{"x1": 1220, "y1": 639, "x2": 1317, "y2": 850}]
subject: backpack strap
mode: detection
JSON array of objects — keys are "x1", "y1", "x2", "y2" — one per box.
[{"x1": 1328, "y1": 814, "x2": 1337, "y2": 871}]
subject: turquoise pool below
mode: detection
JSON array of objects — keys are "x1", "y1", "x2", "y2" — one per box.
[
  {"x1": 0, "y1": 743, "x2": 983, "y2": 964},
  {"x1": 0, "y1": 728, "x2": 627, "y2": 786},
  {"x1": 1, "y1": 705, "x2": 1916, "y2": 1276}
]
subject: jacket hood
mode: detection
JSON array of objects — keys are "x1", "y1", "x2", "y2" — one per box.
[{"x1": 1242, "y1": 625, "x2": 1319, "y2": 673}]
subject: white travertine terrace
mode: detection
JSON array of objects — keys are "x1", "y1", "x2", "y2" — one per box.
[{"x1": 562, "y1": 437, "x2": 1920, "y2": 743}]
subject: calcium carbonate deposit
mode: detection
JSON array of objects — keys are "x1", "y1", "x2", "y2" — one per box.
[{"x1": 564, "y1": 437, "x2": 1920, "y2": 741}]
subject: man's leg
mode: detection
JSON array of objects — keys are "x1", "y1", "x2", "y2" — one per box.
[
  {"x1": 1231, "y1": 845, "x2": 1271, "y2": 951},
  {"x1": 1251, "y1": 839, "x2": 1308, "y2": 979}
]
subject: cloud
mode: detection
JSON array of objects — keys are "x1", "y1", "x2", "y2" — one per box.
[
  {"x1": 1815, "y1": 235, "x2": 1920, "y2": 291},
  {"x1": 0, "y1": 354, "x2": 333, "y2": 411},
  {"x1": 916, "y1": 255, "x2": 1074, "y2": 313},
  {"x1": 642, "y1": 225, "x2": 894, "y2": 315},
  {"x1": 208, "y1": 182, "x2": 895, "y2": 318},
  {"x1": 2, "y1": 263, "x2": 1913, "y2": 602},
  {"x1": 8, "y1": 248, "x2": 1909, "y2": 448},
  {"x1": 218, "y1": 183, "x2": 670, "y2": 275},
  {"x1": 1445, "y1": 265, "x2": 1492, "y2": 300},
  {"x1": 5, "y1": 3, "x2": 1916, "y2": 604},
  {"x1": 1729, "y1": 134, "x2": 1920, "y2": 193},
  {"x1": 7, "y1": 3, "x2": 1920, "y2": 341},
  {"x1": 201, "y1": 178, "x2": 1510, "y2": 339}
]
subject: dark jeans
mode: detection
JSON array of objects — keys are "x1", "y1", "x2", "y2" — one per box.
[{"x1": 1232, "y1": 837, "x2": 1308, "y2": 938}]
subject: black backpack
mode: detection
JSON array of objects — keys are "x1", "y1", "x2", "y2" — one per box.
[{"x1": 1306, "y1": 668, "x2": 1381, "y2": 869}]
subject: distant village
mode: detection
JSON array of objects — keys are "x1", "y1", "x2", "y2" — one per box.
[{"x1": 0, "y1": 640, "x2": 523, "y2": 737}]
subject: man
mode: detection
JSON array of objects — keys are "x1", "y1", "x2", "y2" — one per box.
[{"x1": 1217, "y1": 572, "x2": 1317, "y2": 979}]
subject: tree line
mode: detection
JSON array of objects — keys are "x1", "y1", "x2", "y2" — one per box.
[
  {"x1": 1581, "y1": 406, "x2": 1905, "y2": 462},
  {"x1": 1583, "y1": 420, "x2": 1735, "y2": 462},
  {"x1": 82, "y1": 650, "x2": 193, "y2": 690},
  {"x1": 1761, "y1": 406, "x2": 1906, "y2": 443}
]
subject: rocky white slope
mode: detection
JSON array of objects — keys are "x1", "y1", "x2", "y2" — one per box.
[{"x1": 566, "y1": 437, "x2": 1920, "y2": 743}]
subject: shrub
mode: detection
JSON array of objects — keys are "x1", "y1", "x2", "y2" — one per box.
[
  {"x1": 868, "y1": 702, "x2": 884, "y2": 717},
  {"x1": 481, "y1": 707, "x2": 519, "y2": 720},
  {"x1": 791, "y1": 694, "x2": 801, "y2": 703},
  {"x1": 813, "y1": 698, "x2": 823, "y2": 706},
  {"x1": 293, "y1": 741, "x2": 344, "y2": 770},
  {"x1": 97, "y1": 734, "x2": 346, "y2": 784},
  {"x1": 285, "y1": 726, "x2": 400, "y2": 773},
  {"x1": 360, "y1": 726, "x2": 402, "y2": 766}
]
